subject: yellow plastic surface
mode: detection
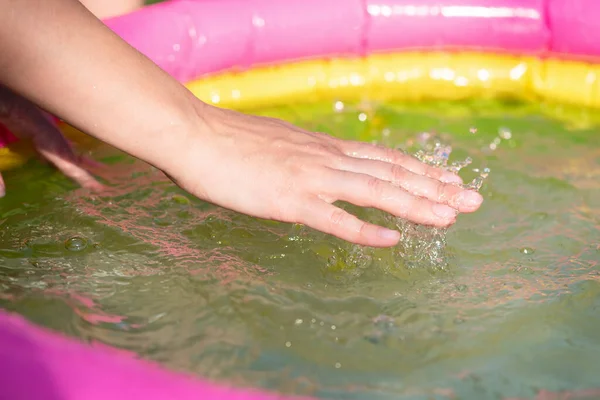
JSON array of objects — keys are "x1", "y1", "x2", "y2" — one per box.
[
  {"x1": 3, "y1": 51, "x2": 600, "y2": 170},
  {"x1": 0, "y1": 143, "x2": 34, "y2": 171},
  {"x1": 187, "y1": 52, "x2": 600, "y2": 109}
]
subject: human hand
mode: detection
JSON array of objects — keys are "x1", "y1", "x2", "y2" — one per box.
[
  {"x1": 0, "y1": 85, "x2": 103, "y2": 197},
  {"x1": 0, "y1": 0, "x2": 481, "y2": 248},
  {"x1": 164, "y1": 102, "x2": 484, "y2": 248}
]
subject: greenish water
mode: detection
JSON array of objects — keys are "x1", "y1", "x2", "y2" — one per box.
[{"x1": 1, "y1": 100, "x2": 599, "y2": 399}]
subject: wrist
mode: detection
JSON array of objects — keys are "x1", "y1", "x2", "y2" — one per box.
[{"x1": 145, "y1": 94, "x2": 212, "y2": 177}]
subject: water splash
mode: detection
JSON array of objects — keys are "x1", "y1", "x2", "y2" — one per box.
[
  {"x1": 332, "y1": 129, "x2": 491, "y2": 273},
  {"x1": 390, "y1": 216, "x2": 448, "y2": 269},
  {"x1": 404, "y1": 130, "x2": 492, "y2": 268},
  {"x1": 413, "y1": 131, "x2": 491, "y2": 190}
]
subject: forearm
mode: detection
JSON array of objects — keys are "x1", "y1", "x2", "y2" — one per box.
[
  {"x1": 0, "y1": 0, "x2": 201, "y2": 171},
  {"x1": 79, "y1": 0, "x2": 144, "y2": 19}
]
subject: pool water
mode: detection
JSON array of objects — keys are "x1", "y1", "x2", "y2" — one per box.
[{"x1": 1, "y1": 100, "x2": 599, "y2": 399}]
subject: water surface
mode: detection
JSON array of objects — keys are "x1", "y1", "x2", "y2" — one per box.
[{"x1": 1, "y1": 100, "x2": 599, "y2": 399}]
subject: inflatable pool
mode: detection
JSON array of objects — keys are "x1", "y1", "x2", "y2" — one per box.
[{"x1": 2, "y1": 0, "x2": 600, "y2": 398}]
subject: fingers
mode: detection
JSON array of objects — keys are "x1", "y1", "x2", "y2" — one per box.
[
  {"x1": 30, "y1": 126, "x2": 104, "y2": 191},
  {"x1": 298, "y1": 198, "x2": 400, "y2": 247},
  {"x1": 339, "y1": 140, "x2": 463, "y2": 184},
  {"x1": 319, "y1": 169, "x2": 458, "y2": 228},
  {"x1": 0, "y1": 172, "x2": 5, "y2": 198},
  {"x1": 337, "y1": 157, "x2": 483, "y2": 213},
  {"x1": 37, "y1": 149, "x2": 104, "y2": 191},
  {"x1": 0, "y1": 87, "x2": 103, "y2": 191},
  {"x1": 79, "y1": 155, "x2": 104, "y2": 169}
]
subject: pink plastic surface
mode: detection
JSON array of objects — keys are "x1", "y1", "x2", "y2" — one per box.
[
  {"x1": 0, "y1": 310, "x2": 309, "y2": 400},
  {"x1": 548, "y1": 0, "x2": 600, "y2": 58},
  {"x1": 100, "y1": 0, "x2": 600, "y2": 83},
  {"x1": 364, "y1": 0, "x2": 549, "y2": 53},
  {"x1": 3, "y1": 0, "x2": 600, "y2": 147},
  {"x1": 105, "y1": 0, "x2": 555, "y2": 82}
]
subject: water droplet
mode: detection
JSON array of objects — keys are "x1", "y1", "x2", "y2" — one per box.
[
  {"x1": 294, "y1": 319, "x2": 303, "y2": 325},
  {"x1": 65, "y1": 236, "x2": 88, "y2": 252},
  {"x1": 333, "y1": 101, "x2": 344, "y2": 112},
  {"x1": 520, "y1": 247, "x2": 535, "y2": 255},
  {"x1": 358, "y1": 112, "x2": 367, "y2": 122},
  {"x1": 331, "y1": 325, "x2": 336, "y2": 330},
  {"x1": 335, "y1": 362, "x2": 341, "y2": 369},
  {"x1": 285, "y1": 341, "x2": 291, "y2": 348}
]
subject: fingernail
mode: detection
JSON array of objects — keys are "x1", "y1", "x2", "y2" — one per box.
[
  {"x1": 433, "y1": 204, "x2": 458, "y2": 219},
  {"x1": 440, "y1": 172, "x2": 463, "y2": 184},
  {"x1": 457, "y1": 190, "x2": 483, "y2": 208},
  {"x1": 378, "y1": 228, "x2": 400, "y2": 241}
]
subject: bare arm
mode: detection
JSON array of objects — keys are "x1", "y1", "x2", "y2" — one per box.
[
  {"x1": 79, "y1": 0, "x2": 143, "y2": 19},
  {"x1": 0, "y1": 0, "x2": 198, "y2": 174}
]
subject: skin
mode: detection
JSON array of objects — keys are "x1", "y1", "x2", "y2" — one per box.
[
  {"x1": 79, "y1": 0, "x2": 143, "y2": 19},
  {"x1": 0, "y1": 0, "x2": 483, "y2": 248},
  {"x1": 0, "y1": 0, "x2": 137, "y2": 196},
  {"x1": 0, "y1": 85, "x2": 103, "y2": 195}
]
